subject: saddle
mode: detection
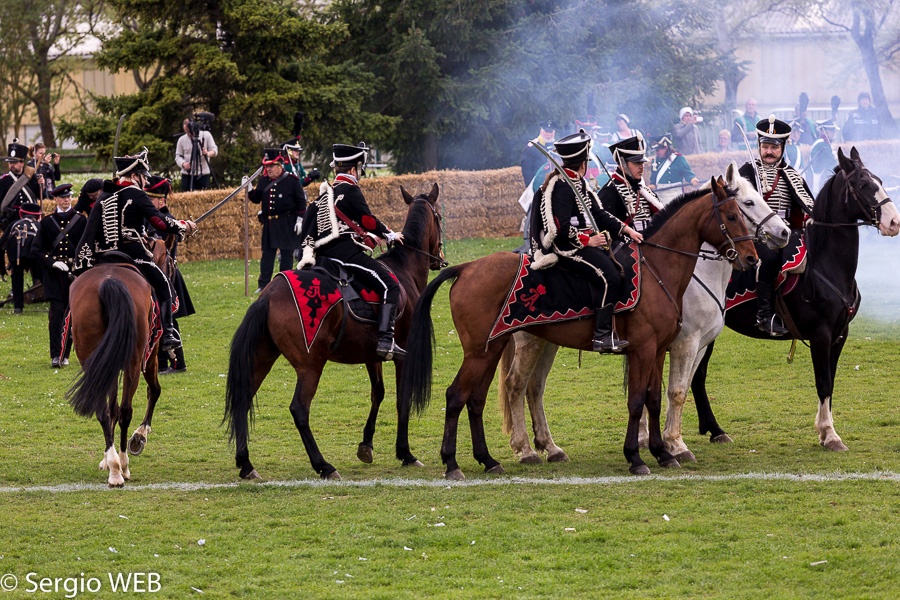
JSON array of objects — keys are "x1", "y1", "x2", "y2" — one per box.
[
  {"x1": 487, "y1": 243, "x2": 642, "y2": 344},
  {"x1": 725, "y1": 230, "x2": 806, "y2": 311},
  {"x1": 278, "y1": 258, "x2": 406, "y2": 352}
]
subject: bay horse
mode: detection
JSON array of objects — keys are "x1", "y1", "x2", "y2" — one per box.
[
  {"x1": 224, "y1": 183, "x2": 445, "y2": 480},
  {"x1": 66, "y1": 238, "x2": 172, "y2": 487},
  {"x1": 497, "y1": 163, "x2": 791, "y2": 465},
  {"x1": 400, "y1": 176, "x2": 759, "y2": 478},
  {"x1": 689, "y1": 147, "x2": 899, "y2": 451}
]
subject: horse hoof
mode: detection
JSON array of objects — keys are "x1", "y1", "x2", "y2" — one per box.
[
  {"x1": 659, "y1": 458, "x2": 682, "y2": 469},
  {"x1": 822, "y1": 439, "x2": 849, "y2": 452},
  {"x1": 357, "y1": 444, "x2": 373, "y2": 464},
  {"x1": 241, "y1": 469, "x2": 262, "y2": 481},
  {"x1": 485, "y1": 464, "x2": 505, "y2": 475},
  {"x1": 127, "y1": 434, "x2": 146, "y2": 456},
  {"x1": 99, "y1": 459, "x2": 108, "y2": 471},
  {"x1": 674, "y1": 450, "x2": 697, "y2": 463},
  {"x1": 324, "y1": 470, "x2": 342, "y2": 481},
  {"x1": 630, "y1": 464, "x2": 651, "y2": 475},
  {"x1": 518, "y1": 453, "x2": 543, "y2": 465},
  {"x1": 108, "y1": 475, "x2": 125, "y2": 488},
  {"x1": 402, "y1": 459, "x2": 425, "y2": 467},
  {"x1": 108, "y1": 482, "x2": 125, "y2": 489},
  {"x1": 710, "y1": 433, "x2": 733, "y2": 444},
  {"x1": 546, "y1": 450, "x2": 570, "y2": 463},
  {"x1": 444, "y1": 469, "x2": 466, "y2": 481}
]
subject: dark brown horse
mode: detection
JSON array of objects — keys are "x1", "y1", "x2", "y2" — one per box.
[
  {"x1": 224, "y1": 184, "x2": 445, "y2": 480},
  {"x1": 67, "y1": 247, "x2": 170, "y2": 487},
  {"x1": 400, "y1": 178, "x2": 758, "y2": 478}
]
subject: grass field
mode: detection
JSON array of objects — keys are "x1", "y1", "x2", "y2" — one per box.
[{"x1": 1, "y1": 236, "x2": 899, "y2": 598}]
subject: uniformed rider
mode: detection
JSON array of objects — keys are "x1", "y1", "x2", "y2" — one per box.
[
  {"x1": 297, "y1": 143, "x2": 406, "y2": 361},
  {"x1": 597, "y1": 133, "x2": 664, "y2": 231},
  {"x1": 529, "y1": 130, "x2": 644, "y2": 354},
  {"x1": 738, "y1": 116, "x2": 815, "y2": 336},
  {"x1": 0, "y1": 139, "x2": 41, "y2": 232},
  {"x1": 73, "y1": 149, "x2": 197, "y2": 351},
  {"x1": 34, "y1": 184, "x2": 86, "y2": 366},
  {"x1": 647, "y1": 135, "x2": 700, "y2": 204}
]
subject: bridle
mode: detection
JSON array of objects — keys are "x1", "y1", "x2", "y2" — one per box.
[
  {"x1": 396, "y1": 197, "x2": 448, "y2": 269},
  {"x1": 807, "y1": 167, "x2": 891, "y2": 229}
]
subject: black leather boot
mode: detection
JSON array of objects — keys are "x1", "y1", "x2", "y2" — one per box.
[
  {"x1": 159, "y1": 300, "x2": 182, "y2": 352},
  {"x1": 375, "y1": 303, "x2": 406, "y2": 361},
  {"x1": 756, "y1": 281, "x2": 788, "y2": 336},
  {"x1": 592, "y1": 305, "x2": 628, "y2": 354}
]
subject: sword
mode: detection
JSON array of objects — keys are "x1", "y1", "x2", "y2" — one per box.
[
  {"x1": 112, "y1": 113, "x2": 126, "y2": 178},
  {"x1": 194, "y1": 166, "x2": 264, "y2": 224},
  {"x1": 527, "y1": 141, "x2": 600, "y2": 234},
  {"x1": 734, "y1": 121, "x2": 764, "y2": 195}
]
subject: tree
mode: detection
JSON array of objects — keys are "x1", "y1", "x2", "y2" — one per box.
[
  {"x1": 60, "y1": 0, "x2": 395, "y2": 183},
  {"x1": 0, "y1": 0, "x2": 103, "y2": 147}
]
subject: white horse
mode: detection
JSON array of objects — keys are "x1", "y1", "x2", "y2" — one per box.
[{"x1": 498, "y1": 162, "x2": 791, "y2": 464}]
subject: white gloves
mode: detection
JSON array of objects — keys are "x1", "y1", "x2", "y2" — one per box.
[
  {"x1": 294, "y1": 216, "x2": 303, "y2": 236},
  {"x1": 52, "y1": 261, "x2": 69, "y2": 272},
  {"x1": 385, "y1": 231, "x2": 404, "y2": 244},
  {"x1": 242, "y1": 175, "x2": 253, "y2": 192}
]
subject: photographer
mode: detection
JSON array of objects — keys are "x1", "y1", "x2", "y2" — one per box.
[
  {"x1": 673, "y1": 107, "x2": 703, "y2": 156},
  {"x1": 175, "y1": 115, "x2": 218, "y2": 191},
  {"x1": 27, "y1": 142, "x2": 61, "y2": 198}
]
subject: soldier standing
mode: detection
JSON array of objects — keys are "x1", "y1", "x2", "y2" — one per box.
[
  {"x1": 0, "y1": 202, "x2": 43, "y2": 313},
  {"x1": 248, "y1": 148, "x2": 307, "y2": 292},
  {"x1": 297, "y1": 143, "x2": 406, "y2": 361},
  {"x1": 738, "y1": 116, "x2": 815, "y2": 336},
  {"x1": 34, "y1": 184, "x2": 86, "y2": 366},
  {"x1": 0, "y1": 139, "x2": 41, "y2": 233}
]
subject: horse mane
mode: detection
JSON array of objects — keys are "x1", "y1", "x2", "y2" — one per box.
[
  {"x1": 641, "y1": 188, "x2": 709, "y2": 240},
  {"x1": 379, "y1": 197, "x2": 431, "y2": 269}
]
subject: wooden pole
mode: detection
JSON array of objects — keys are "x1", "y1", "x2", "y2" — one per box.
[{"x1": 243, "y1": 194, "x2": 250, "y2": 296}]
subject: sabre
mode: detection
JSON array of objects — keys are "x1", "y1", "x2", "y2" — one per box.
[
  {"x1": 112, "y1": 113, "x2": 126, "y2": 178},
  {"x1": 527, "y1": 140, "x2": 601, "y2": 234},
  {"x1": 194, "y1": 166, "x2": 264, "y2": 224},
  {"x1": 734, "y1": 120, "x2": 764, "y2": 195}
]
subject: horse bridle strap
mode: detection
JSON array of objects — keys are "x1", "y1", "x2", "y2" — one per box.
[{"x1": 396, "y1": 197, "x2": 448, "y2": 268}]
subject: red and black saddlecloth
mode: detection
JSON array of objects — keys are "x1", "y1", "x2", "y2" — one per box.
[
  {"x1": 726, "y1": 232, "x2": 806, "y2": 310},
  {"x1": 487, "y1": 243, "x2": 642, "y2": 343},
  {"x1": 278, "y1": 270, "x2": 344, "y2": 351}
]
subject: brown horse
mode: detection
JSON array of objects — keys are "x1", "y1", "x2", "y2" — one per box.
[
  {"x1": 400, "y1": 178, "x2": 758, "y2": 478},
  {"x1": 224, "y1": 184, "x2": 445, "y2": 480},
  {"x1": 66, "y1": 242, "x2": 171, "y2": 487}
]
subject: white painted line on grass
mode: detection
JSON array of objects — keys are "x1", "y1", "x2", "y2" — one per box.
[{"x1": 1, "y1": 471, "x2": 898, "y2": 494}]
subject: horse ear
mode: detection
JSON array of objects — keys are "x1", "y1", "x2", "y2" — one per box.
[
  {"x1": 837, "y1": 147, "x2": 854, "y2": 173},
  {"x1": 850, "y1": 146, "x2": 861, "y2": 162},
  {"x1": 725, "y1": 161, "x2": 737, "y2": 185},
  {"x1": 427, "y1": 182, "x2": 439, "y2": 204},
  {"x1": 710, "y1": 176, "x2": 726, "y2": 200},
  {"x1": 400, "y1": 185, "x2": 414, "y2": 205}
]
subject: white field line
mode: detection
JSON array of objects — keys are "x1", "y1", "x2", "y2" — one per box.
[{"x1": 1, "y1": 471, "x2": 898, "y2": 494}]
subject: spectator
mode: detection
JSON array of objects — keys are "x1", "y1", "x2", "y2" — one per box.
[
  {"x1": 793, "y1": 105, "x2": 817, "y2": 146},
  {"x1": 843, "y1": 91, "x2": 881, "y2": 141},
  {"x1": 27, "y1": 142, "x2": 61, "y2": 199},
  {"x1": 611, "y1": 114, "x2": 641, "y2": 143},
  {"x1": 521, "y1": 120, "x2": 557, "y2": 186},
  {"x1": 732, "y1": 97, "x2": 759, "y2": 149},
  {"x1": 175, "y1": 117, "x2": 218, "y2": 191},
  {"x1": 672, "y1": 107, "x2": 703, "y2": 155},
  {"x1": 647, "y1": 135, "x2": 700, "y2": 203},
  {"x1": 716, "y1": 129, "x2": 732, "y2": 153}
]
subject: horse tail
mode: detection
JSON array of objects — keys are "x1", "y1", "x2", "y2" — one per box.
[
  {"x1": 223, "y1": 295, "x2": 271, "y2": 452},
  {"x1": 497, "y1": 339, "x2": 516, "y2": 435},
  {"x1": 68, "y1": 278, "x2": 137, "y2": 418},
  {"x1": 399, "y1": 265, "x2": 464, "y2": 418}
]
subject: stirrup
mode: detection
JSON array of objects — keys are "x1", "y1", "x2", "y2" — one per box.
[
  {"x1": 592, "y1": 335, "x2": 629, "y2": 354},
  {"x1": 376, "y1": 339, "x2": 406, "y2": 361},
  {"x1": 160, "y1": 331, "x2": 182, "y2": 352},
  {"x1": 757, "y1": 314, "x2": 788, "y2": 336}
]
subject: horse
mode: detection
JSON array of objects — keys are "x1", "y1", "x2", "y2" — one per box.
[
  {"x1": 496, "y1": 162, "x2": 792, "y2": 465},
  {"x1": 687, "y1": 147, "x2": 900, "y2": 452},
  {"x1": 66, "y1": 238, "x2": 173, "y2": 487},
  {"x1": 400, "y1": 175, "x2": 759, "y2": 478},
  {"x1": 223, "y1": 183, "x2": 445, "y2": 480}
]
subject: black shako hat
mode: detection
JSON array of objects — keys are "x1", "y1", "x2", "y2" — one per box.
[
  {"x1": 332, "y1": 143, "x2": 369, "y2": 168},
  {"x1": 651, "y1": 134, "x2": 674, "y2": 150},
  {"x1": 553, "y1": 130, "x2": 592, "y2": 167},
  {"x1": 114, "y1": 148, "x2": 151, "y2": 178},
  {"x1": 49, "y1": 183, "x2": 73, "y2": 198},
  {"x1": 144, "y1": 175, "x2": 172, "y2": 197},
  {"x1": 755, "y1": 115, "x2": 791, "y2": 146},
  {"x1": 19, "y1": 202, "x2": 42, "y2": 217},
  {"x1": 262, "y1": 148, "x2": 284, "y2": 165},
  {"x1": 539, "y1": 120, "x2": 558, "y2": 132},
  {"x1": 609, "y1": 133, "x2": 648, "y2": 164},
  {"x1": 5, "y1": 139, "x2": 28, "y2": 163}
]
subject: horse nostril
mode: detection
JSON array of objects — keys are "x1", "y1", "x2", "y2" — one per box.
[{"x1": 748, "y1": 255, "x2": 758, "y2": 265}]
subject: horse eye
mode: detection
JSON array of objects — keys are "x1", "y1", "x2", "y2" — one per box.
[{"x1": 743, "y1": 200, "x2": 754, "y2": 207}]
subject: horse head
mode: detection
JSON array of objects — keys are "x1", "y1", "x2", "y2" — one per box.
[
  {"x1": 709, "y1": 176, "x2": 758, "y2": 272},
  {"x1": 400, "y1": 182, "x2": 447, "y2": 270},
  {"x1": 835, "y1": 147, "x2": 900, "y2": 237},
  {"x1": 722, "y1": 161, "x2": 790, "y2": 250}
]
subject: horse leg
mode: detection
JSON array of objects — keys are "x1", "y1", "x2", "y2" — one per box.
[
  {"x1": 467, "y1": 352, "x2": 505, "y2": 475},
  {"x1": 288, "y1": 369, "x2": 340, "y2": 479},
  {"x1": 638, "y1": 407, "x2": 650, "y2": 449},
  {"x1": 527, "y1": 342, "x2": 568, "y2": 463},
  {"x1": 647, "y1": 351, "x2": 680, "y2": 469},
  {"x1": 394, "y1": 361, "x2": 424, "y2": 467},
  {"x1": 811, "y1": 337, "x2": 849, "y2": 451},
  {"x1": 130, "y1": 353, "x2": 161, "y2": 456},
  {"x1": 116, "y1": 367, "x2": 141, "y2": 481},
  {"x1": 358, "y1": 362, "x2": 384, "y2": 464},
  {"x1": 442, "y1": 354, "x2": 500, "y2": 480},
  {"x1": 663, "y1": 339, "x2": 706, "y2": 463},
  {"x1": 234, "y1": 346, "x2": 280, "y2": 481},
  {"x1": 691, "y1": 341, "x2": 732, "y2": 443},
  {"x1": 499, "y1": 335, "x2": 543, "y2": 464},
  {"x1": 98, "y1": 396, "x2": 125, "y2": 488}
]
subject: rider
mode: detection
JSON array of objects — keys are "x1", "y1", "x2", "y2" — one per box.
[
  {"x1": 647, "y1": 134, "x2": 701, "y2": 204},
  {"x1": 738, "y1": 116, "x2": 815, "y2": 336},
  {"x1": 297, "y1": 142, "x2": 407, "y2": 361},
  {"x1": 598, "y1": 133, "x2": 664, "y2": 230},
  {"x1": 529, "y1": 130, "x2": 644, "y2": 354},
  {"x1": 73, "y1": 149, "x2": 197, "y2": 351}
]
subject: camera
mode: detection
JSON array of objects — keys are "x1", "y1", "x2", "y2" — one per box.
[{"x1": 187, "y1": 111, "x2": 215, "y2": 136}]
